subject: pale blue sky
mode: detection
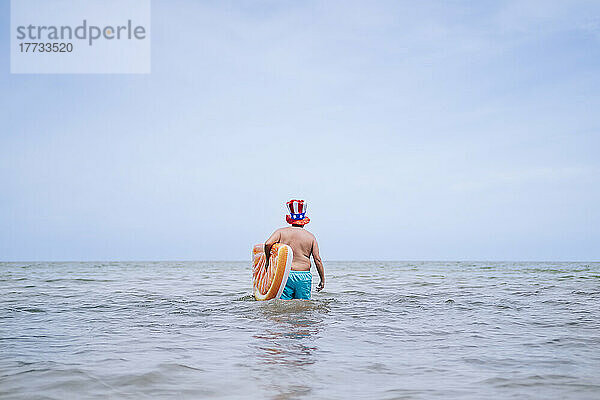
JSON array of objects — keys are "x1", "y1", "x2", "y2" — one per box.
[{"x1": 1, "y1": 0, "x2": 599, "y2": 261}]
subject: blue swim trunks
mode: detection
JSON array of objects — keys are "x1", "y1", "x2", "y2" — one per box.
[{"x1": 280, "y1": 271, "x2": 312, "y2": 300}]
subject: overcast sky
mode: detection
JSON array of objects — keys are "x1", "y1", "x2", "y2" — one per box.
[{"x1": 1, "y1": 0, "x2": 599, "y2": 261}]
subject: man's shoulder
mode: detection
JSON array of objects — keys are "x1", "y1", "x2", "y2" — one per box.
[
  {"x1": 280, "y1": 226, "x2": 316, "y2": 238},
  {"x1": 301, "y1": 229, "x2": 316, "y2": 240}
]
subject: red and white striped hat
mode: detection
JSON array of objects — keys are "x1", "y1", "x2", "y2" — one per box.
[{"x1": 286, "y1": 199, "x2": 310, "y2": 225}]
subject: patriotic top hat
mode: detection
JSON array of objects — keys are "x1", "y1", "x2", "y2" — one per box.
[{"x1": 286, "y1": 199, "x2": 310, "y2": 225}]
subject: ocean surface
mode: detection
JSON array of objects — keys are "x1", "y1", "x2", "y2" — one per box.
[{"x1": 1, "y1": 261, "x2": 599, "y2": 399}]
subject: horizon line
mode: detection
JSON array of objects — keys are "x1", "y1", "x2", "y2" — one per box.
[{"x1": 1, "y1": 259, "x2": 598, "y2": 263}]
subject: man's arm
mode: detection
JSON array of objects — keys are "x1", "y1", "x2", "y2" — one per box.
[
  {"x1": 264, "y1": 229, "x2": 281, "y2": 269},
  {"x1": 312, "y1": 238, "x2": 325, "y2": 291}
]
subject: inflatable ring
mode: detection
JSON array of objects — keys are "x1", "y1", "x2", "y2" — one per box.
[{"x1": 252, "y1": 243, "x2": 292, "y2": 301}]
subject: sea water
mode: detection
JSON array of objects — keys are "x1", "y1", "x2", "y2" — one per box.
[{"x1": 1, "y1": 261, "x2": 599, "y2": 399}]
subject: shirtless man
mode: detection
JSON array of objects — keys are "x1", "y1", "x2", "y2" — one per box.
[{"x1": 264, "y1": 199, "x2": 325, "y2": 300}]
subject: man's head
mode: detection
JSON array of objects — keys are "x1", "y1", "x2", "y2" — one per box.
[{"x1": 286, "y1": 199, "x2": 310, "y2": 226}]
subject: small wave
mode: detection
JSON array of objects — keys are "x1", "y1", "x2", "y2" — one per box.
[
  {"x1": 234, "y1": 294, "x2": 256, "y2": 301},
  {"x1": 339, "y1": 290, "x2": 368, "y2": 296},
  {"x1": 45, "y1": 278, "x2": 115, "y2": 283},
  {"x1": 157, "y1": 362, "x2": 205, "y2": 372},
  {"x1": 7, "y1": 307, "x2": 46, "y2": 313},
  {"x1": 258, "y1": 298, "x2": 333, "y2": 315}
]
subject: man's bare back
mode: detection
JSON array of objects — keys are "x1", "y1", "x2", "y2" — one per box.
[
  {"x1": 264, "y1": 226, "x2": 325, "y2": 291},
  {"x1": 268, "y1": 226, "x2": 314, "y2": 270}
]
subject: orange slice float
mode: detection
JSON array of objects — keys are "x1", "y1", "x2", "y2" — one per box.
[{"x1": 252, "y1": 243, "x2": 293, "y2": 301}]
